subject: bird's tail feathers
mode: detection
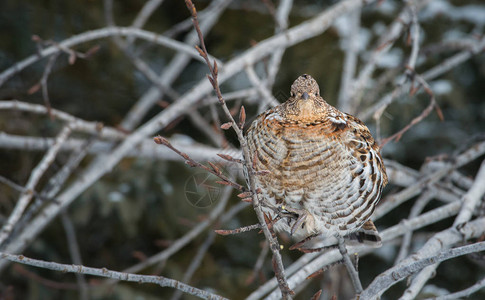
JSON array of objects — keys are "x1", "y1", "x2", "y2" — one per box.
[{"x1": 347, "y1": 220, "x2": 382, "y2": 248}]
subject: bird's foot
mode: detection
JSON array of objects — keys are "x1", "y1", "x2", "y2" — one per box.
[
  {"x1": 295, "y1": 244, "x2": 339, "y2": 253},
  {"x1": 278, "y1": 206, "x2": 310, "y2": 235},
  {"x1": 289, "y1": 233, "x2": 319, "y2": 250}
]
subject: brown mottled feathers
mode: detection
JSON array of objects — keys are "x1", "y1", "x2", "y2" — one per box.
[{"x1": 246, "y1": 74, "x2": 387, "y2": 244}]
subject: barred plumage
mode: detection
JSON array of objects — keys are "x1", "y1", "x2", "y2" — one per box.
[{"x1": 246, "y1": 74, "x2": 388, "y2": 246}]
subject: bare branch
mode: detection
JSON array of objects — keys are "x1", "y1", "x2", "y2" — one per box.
[
  {"x1": 337, "y1": 236, "x2": 363, "y2": 294},
  {"x1": 39, "y1": 52, "x2": 60, "y2": 119},
  {"x1": 245, "y1": 65, "x2": 280, "y2": 109},
  {"x1": 394, "y1": 190, "x2": 435, "y2": 263},
  {"x1": 405, "y1": 0, "x2": 421, "y2": 74},
  {"x1": 61, "y1": 212, "x2": 89, "y2": 300},
  {"x1": 252, "y1": 197, "x2": 464, "y2": 299},
  {"x1": 246, "y1": 241, "x2": 270, "y2": 285},
  {"x1": 360, "y1": 239, "x2": 485, "y2": 299},
  {"x1": 0, "y1": 100, "x2": 121, "y2": 139},
  {"x1": 337, "y1": 3, "x2": 361, "y2": 112},
  {"x1": 0, "y1": 252, "x2": 227, "y2": 300},
  {"x1": 154, "y1": 136, "x2": 245, "y2": 191},
  {"x1": 349, "y1": 1, "x2": 417, "y2": 110},
  {"x1": 214, "y1": 224, "x2": 261, "y2": 236},
  {"x1": 0, "y1": 132, "x2": 241, "y2": 162},
  {"x1": 120, "y1": 0, "x2": 230, "y2": 130},
  {"x1": 380, "y1": 74, "x2": 442, "y2": 146},
  {"x1": 170, "y1": 231, "x2": 216, "y2": 300},
  {"x1": 0, "y1": 26, "x2": 222, "y2": 88},
  {"x1": 359, "y1": 36, "x2": 485, "y2": 122},
  {"x1": 2, "y1": 1, "x2": 484, "y2": 298},
  {"x1": 427, "y1": 277, "x2": 485, "y2": 300},
  {"x1": 453, "y1": 159, "x2": 485, "y2": 226},
  {"x1": 0, "y1": 125, "x2": 73, "y2": 247},
  {"x1": 121, "y1": 185, "x2": 235, "y2": 275},
  {"x1": 374, "y1": 140, "x2": 485, "y2": 220}
]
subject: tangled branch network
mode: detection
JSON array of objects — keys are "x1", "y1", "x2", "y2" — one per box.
[{"x1": 1, "y1": 0, "x2": 485, "y2": 299}]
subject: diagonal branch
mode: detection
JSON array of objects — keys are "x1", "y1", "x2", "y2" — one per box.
[
  {"x1": 184, "y1": 0, "x2": 293, "y2": 297},
  {"x1": 427, "y1": 276, "x2": 485, "y2": 300},
  {"x1": 0, "y1": 125, "x2": 73, "y2": 247},
  {"x1": 380, "y1": 73, "x2": 443, "y2": 147},
  {"x1": 360, "y1": 240, "x2": 485, "y2": 300}
]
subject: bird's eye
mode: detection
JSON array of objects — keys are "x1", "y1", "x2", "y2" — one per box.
[
  {"x1": 290, "y1": 92, "x2": 295, "y2": 97},
  {"x1": 315, "y1": 92, "x2": 319, "y2": 96}
]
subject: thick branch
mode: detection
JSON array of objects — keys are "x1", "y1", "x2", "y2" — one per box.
[{"x1": 360, "y1": 239, "x2": 485, "y2": 299}]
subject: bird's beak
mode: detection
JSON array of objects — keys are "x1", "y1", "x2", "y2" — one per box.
[{"x1": 302, "y1": 92, "x2": 309, "y2": 100}]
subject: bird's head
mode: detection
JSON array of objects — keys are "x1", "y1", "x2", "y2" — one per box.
[{"x1": 283, "y1": 74, "x2": 328, "y2": 122}]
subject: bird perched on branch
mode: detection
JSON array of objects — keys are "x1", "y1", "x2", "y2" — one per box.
[{"x1": 246, "y1": 74, "x2": 388, "y2": 249}]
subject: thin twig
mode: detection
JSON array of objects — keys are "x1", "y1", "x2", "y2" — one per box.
[
  {"x1": 61, "y1": 211, "x2": 89, "y2": 300},
  {"x1": 0, "y1": 175, "x2": 29, "y2": 194},
  {"x1": 214, "y1": 224, "x2": 261, "y2": 236},
  {"x1": 0, "y1": 132, "x2": 241, "y2": 162},
  {"x1": 245, "y1": 65, "x2": 280, "y2": 111},
  {"x1": 127, "y1": 0, "x2": 165, "y2": 44},
  {"x1": 349, "y1": 1, "x2": 416, "y2": 110},
  {"x1": 265, "y1": 0, "x2": 292, "y2": 88},
  {"x1": 170, "y1": 231, "x2": 217, "y2": 300},
  {"x1": 337, "y1": 236, "x2": 363, "y2": 294},
  {"x1": 394, "y1": 190, "x2": 436, "y2": 264},
  {"x1": 39, "y1": 52, "x2": 60, "y2": 119},
  {"x1": 154, "y1": 136, "x2": 244, "y2": 191},
  {"x1": 380, "y1": 73, "x2": 443, "y2": 146},
  {"x1": 400, "y1": 265, "x2": 438, "y2": 300},
  {"x1": 246, "y1": 241, "x2": 270, "y2": 285}
]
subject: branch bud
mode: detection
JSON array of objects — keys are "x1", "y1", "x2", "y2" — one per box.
[
  {"x1": 220, "y1": 122, "x2": 232, "y2": 130},
  {"x1": 239, "y1": 106, "x2": 246, "y2": 129},
  {"x1": 213, "y1": 60, "x2": 218, "y2": 76},
  {"x1": 153, "y1": 136, "x2": 169, "y2": 145}
]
